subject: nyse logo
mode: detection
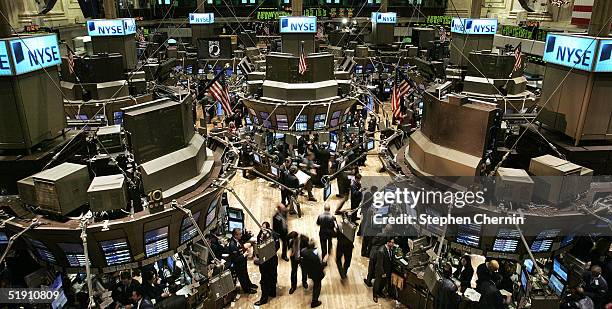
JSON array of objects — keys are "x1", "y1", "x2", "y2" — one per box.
[
  {"x1": 11, "y1": 41, "x2": 59, "y2": 68},
  {"x1": 451, "y1": 18, "x2": 497, "y2": 34},
  {"x1": 124, "y1": 20, "x2": 136, "y2": 33},
  {"x1": 190, "y1": 13, "x2": 214, "y2": 24},
  {"x1": 88, "y1": 21, "x2": 125, "y2": 35},
  {"x1": 280, "y1": 17, "x2": 316, "y2": 33},
  {"x1": 599, "y1": 43, "x2": 612, "y2": 62},
  {"x1": 374, "y1": 13, "x2": 396, "y2": 24},
  {"x1": 545, "y1": 35, "x2": 593, "y2": 68}
]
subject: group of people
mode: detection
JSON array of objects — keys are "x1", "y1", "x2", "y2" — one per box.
[{"x1": 110, "y1": 268, "x2": 187, "y2": 309}]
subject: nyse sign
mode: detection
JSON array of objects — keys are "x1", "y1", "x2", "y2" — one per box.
[
  {"x1": 189, "y1": 13, "x2": 214, "y2": 24},
  {"x1": 451, "y1": 18, "x2": 498, "y2": 35},
  {"x1": 543, "y1": 34, "x2": 597, "y2": 72},
  {"x1": 0, "y1": 42, "x2": 11, "y2": 76},
  {"x1": 87, "y1": 18, "x2": 137, "y2": 37},
  {"x1": 9, "y1": 34, "x2": 61, "y2": 75},
  {"x1": 279, "y1": 16, "x2": 317, "y2": 33},
  {"x1": 372, "y1": 12, "x2": 397, "y2": 24},
  {"x1": 595, "y1": 39, "x2": 612, "y2": 72}
]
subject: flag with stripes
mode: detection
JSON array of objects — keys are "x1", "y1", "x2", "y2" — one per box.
[
  {"x1": 67, "y1": 48, "x2": 76, "y2": 75},
  {"x1": 338, "y1": 55, "x2": 356, "y2": 73},
  {"x1": 571, "y1": 0, "x2": 593, "y2": 27},
  {"x1": 299, "y1": 44, "x2": 308, "y2": 75},
  {"x1": 391, "y1": 69, "x2": 411, "y2": 120},
  {"x1": 513, "y1": 43, "x2": 523, "y2": 72},
  {"x1": 238, "y1": 56, "x2": 253, "y2": 75},
  {"x1": 206, "y1": 70, "x2": 233, "y2": 116}
]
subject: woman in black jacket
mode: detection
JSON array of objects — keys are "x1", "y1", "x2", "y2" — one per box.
[{"x1": 453, "y1": 255, "x2": 474, "y2": 293}]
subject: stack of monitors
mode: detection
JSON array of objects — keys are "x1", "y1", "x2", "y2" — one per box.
[{"x1": 548, "y1": 258, "x2": 568, "y2": 296}]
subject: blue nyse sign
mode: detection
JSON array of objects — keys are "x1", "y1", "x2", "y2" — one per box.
[
  {"x1": 595, "y1": 39, "x2": 612, "y2": 72},
  {"x1": 543, "y1": 34, "x2": 597, "y2": 71},
  {"x1": 371, "y1": 12, "x2": 397, "y2": 24},
  {"x1": 87, "y1": 18, "x2": 137, "y2": 37},
  {"x1": 189, "y1": 13, "x2": 214, "y2": 24},
  {"x1": 279, "y1": 16, "x2": 317, "y2": 33},
  {"x1": 9, "y1": 34, "x2": 61, "y2": 75},
  {"x1": 0, "y1": 42, "x2": 11, "y2": 76},
  {"x1": 451, "y1": 18, "x2": 498, "y2": 35}
]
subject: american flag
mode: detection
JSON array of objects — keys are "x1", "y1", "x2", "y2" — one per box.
[
  {"x1": 67, "y1": 48, "x2": 76, "y2": 75},
  {"x1": 439, "y1": 27, "x2": 447, "y2": 43},
  {"x1": 513, "y1": 43, "x2": 523, "y2": 72},
  {"x1": 391, "y1": 69, "x2": 411, "y2": 120},
  {"x1": 298, "y1": 43, "x2": 308, "y2": 75},
  {"x1": 206, "y1": 70, "x2": 233, "y2": 116},
  {"x1": 571, "y1": 0, "x2": 593, "y2": 27}
]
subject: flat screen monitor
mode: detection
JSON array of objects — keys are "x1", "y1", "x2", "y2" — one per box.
[
  {"x1": 145, "y1": 226, "x2": 170, "y2": 257},
  {"x1": 229, "y1": 220, "x2": 244, "y2": 231},
  {"x1": 492, "y1": 238, "x2": 519, "y2": 253},
  {"x1": 59, "y1": 243, "x2": 86, "y2": 267},
  {"x1": 274, "y1": 133, "x2": 285, "y2": 140},
  {"x1": 456, "y1": 224, "x2": 481, "y2": 248},
  {"x1": 271, "y1": 165, "x2": 279, "y2": 177},
  {"x1": 531, "y1": 239, "x2": 553, "y2": 253},
  {"x1": 329, "y1": 141, "x2": 338, "y2": 152},
  {"x1": 253, "y1": 153, "x2": 261, "y2": 164},
  {"x1": 50, "y1": 275, "x2": 67, "y2": 309},
  {"x1": 100, "y1": 238, "x2": 131, "y2": 266},
  {"x1": 521, "y1": 269, "x2": 528, "y2": 291},
  {"x1": 180, "y1": 211, "x2": 201, "y2": 243},
  {"x1": 113, "y1": 111, "x2": 124, "y2": 125},
  {"x1": 524, "y1": 259, "x2": 535, "y2": 274},
  {"x1": 206, "y1": 200, "x2": 218, "y2": 228},
  {"x1": 367, "y1": 139, "x2": 375, "y2": 150},
  {"x1": 295, "y1": 123, "x2": 308, "y2": 131},
  {"x1": 323, "y1": 182, "x2": 332, "y2": 201},
  {"x1": 167, "y1": 256, "x2": 175, "y2": 271},
  {"x1": 330, "y1": 131, "x2": 338, "y2": 142},
  {"x1": 0, "y1": 232, "x2": 8, "y2": 245},
  {"x1": 76, "y1": 114, "x2": 88, "y2": 120},
  {"x1": 536, "y1": 229, "x2": 561, "y2": 239},
  {"x1": 553, "y1": 259, "x2": 568, "y2": 281},
  {"x1": 548, "y1": 274, "x2": 564, "y2": 296}
]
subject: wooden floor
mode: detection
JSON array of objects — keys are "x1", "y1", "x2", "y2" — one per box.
[{"x1": 226, "y1": 152, "x2": 403, "y2": 309}]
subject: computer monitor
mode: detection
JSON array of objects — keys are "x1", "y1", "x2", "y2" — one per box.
[
  {"x1": 113, "y1": 111, "x2": 124, "y2": 125},
  {"x1": 553, "y1": 258, "x2": 568, "y2": 281},
  {"x1": 329, "y1": 141, "x2": 338, "y2": 152},
  {"x1": 76, "y1": 114, "x2": 88, "y2": 120},
  {"x1": 100, "y1": 238, "x2": 132, "y2": 266},
  {"x1": 520, "y1": 269, "x2": 529, "y2": 293},
  {"x1": 229, "y1": 220, "x2": 244, "y2": 231},
  {"x1": 531, "y1": 239, "x2": 553, "y2": 253},
  {"x1": 180, "y1": 211, "x2": 201, "y2": 243},
  {"x1": 456, "y1": 224, "x2": 481, "y2": 248},
  {"x1": 206, "y1": 200, "x2": 217, "y2": 228},
  {"x1": 367, "y1": 139, "x2": 375, "y2": 151},
  {"x1": 51, "y1": 274, "x2": 67, "y2": 309},
  {"x1": 0, "y1": 232, "x2": 8, "y2": 245},
  {"x1": 493, "y1": 239, "x2": 519, "y2": 253},
  {"x1": 144, "y1": 226, "x2": 169, "y2": 257},
  {"x1": 524, "y1": 259, "x2": 535, "y2": 274},
  {"x1": 323, "y1": 182, "x2": 332, "y2": 201},
  {"x1": 270, "y1": 165, "x2": 279, "y2": 177},
  {"x1": 253, "y1": 153, "x2": 261, "y2": 164},
  {"x1": 274, "y1": 133, "x2": 285, "y2": 140},
  {"x1": 548, "y1": 273, "x2": 565, "y2": 296}
]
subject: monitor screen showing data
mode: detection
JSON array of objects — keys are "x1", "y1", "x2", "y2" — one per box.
[
  {"x1": 145, "y1": 226, "x2": 169, "y2": 257},
  {"x1": 101, "y1": 238, "x2": 131, "y2": 266},
  {"x1": 456, "y1": 224, "x2": 481, "y2": 247}
]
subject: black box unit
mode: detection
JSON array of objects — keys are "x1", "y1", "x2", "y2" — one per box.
[{"x1": 197, "y1": 37, "x2": 232, "y2": 59}]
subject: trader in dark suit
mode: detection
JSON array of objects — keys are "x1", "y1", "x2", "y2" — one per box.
[
  {"x1": 286, "y1": 166, "x2": 302, "y2": 217},
  {"x1": 111, "y1": 271, "x2": 140, "y2": 308},
  {"x1": 316, "y1": 204, "x2": 337, "y2": 259},
  {"x1": 364, "y1": 226, "x2": 392, "y2": 287},
  {"x1": 131, "y1": 288, "x2": 154, "y2": 309},
  {"x1": 335, "y1": 222, "x2": 355, "y2": 279},
  {"x1": 301, "y1": 240, "x2": 325, "y2": 308},
  {"x1": 154, "y1": 285, "x2": 187, "y2": 309},
  {"x1": 272, "y1": 203, "x2": 289, "y2": 261},
  {"x1": 228, "y1": 228, "x2": 257, "y2": 294},
  {"x1": 435, "y1": 263, "x2": 459, "y2": 309},
  {"x1": 349, "y1": 174, "x2": 363, "y2": 222},
  {"x1": 288, "y1": 231, "x2": 309, "y2": 294},
  {"x1": 279, "y1": 158, "x2": 292, "y2": 206},
  {"x1": 254, "y1": 222, "x2": 279, "y2": 306},
  {"x1": 373, "y1": 238, "x2": 395, "y2": 303}
]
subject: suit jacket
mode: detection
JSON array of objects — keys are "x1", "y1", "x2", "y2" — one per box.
[
  {"x1": 478, "y1": 281, "x2": 505, "y2": 309},
  {"x1": 228, "y1": 238, "x2": 247, "y2": 267},
  {"x1": 136, "y1": 298, "x2": 154, "y2": 309},
  {"x1": 369, "y1": 233, "x2": 388, "y2": 258},
  {"x1": 272, "y1": 213, "x2": 288, "y2": 236},
  {"x1": 286, "y1": 174, "x2": 300, "y2": 189},
  {"x1": 317, "y1": 212, "x2": 336, "y2": 237},
  {"x1": 154, "y1": 295, "x2": 187, "y2": 309},
  {"x1": 374, "y1": 245, "x2": 393, "y2": 277},
  {"x1": 350, "y1": 181, "x2": 363, "y2": 209},
  {"x1": 301, "y1": 248, "x2": 325, "y2": 280}
]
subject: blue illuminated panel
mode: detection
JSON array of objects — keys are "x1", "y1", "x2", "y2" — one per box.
[
  {"x1": 87, "y1": 18, "x2": 137, "y2": 37},
  {"x1": 543, "y1": 34, "x2": 597, "y2": 71},
  {"x1": 371, "y1": 12, "x2": 397, "y2": 24},
  {"x1": 9, "y1": 34, "x2": 61, "y2": 75},
  {"x1": 451, "y1": 18, "x2": 498, "y2": 35},
  {"x1": 189, "y1": 13, "x2": 215, "y2": 24},
  {"x1": 101, "y1": 238, "x2": 132, "y2": 266},
  {"x1": 279, "y1": 16, "x2": 317, "y2": 33},
  {"x1": 0, "y1": 42, "x2": 11, "y2": 76},
  {"x1": 595, "y1": 39, "x2": 612, "y2": 72},
  {"x1": 145, "y1": 226, "x2": 169, "y2": 257}
]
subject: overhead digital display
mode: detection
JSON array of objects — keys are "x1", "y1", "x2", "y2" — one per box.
[
  {"x1": 451, "y1": 18, "x2": 498, "y2": 35},
  {"x1": 371, "y1": 12, "x2": 397, "y2": 24},
  {"x1": 279, "y1": 16, "x2": 317, "y2": 33},
  {"x1": 9, "y1": 34, "x2": 61, "y2": 75},
  {"x1": 189, "y1": 13, "x2": 215, "y2": 24},
  {"x1": 0, "y1": 42, "x2": 11, "y2": 76},
  {"x1": 87, "y1": 18, "x2": 137, "y2": 37},
  {"x1": 595, "y1": 39, "x2": 612, "y2": 72},
  {"x1": 543, "y1": 34, "x2": 597, "y2": 71}
]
